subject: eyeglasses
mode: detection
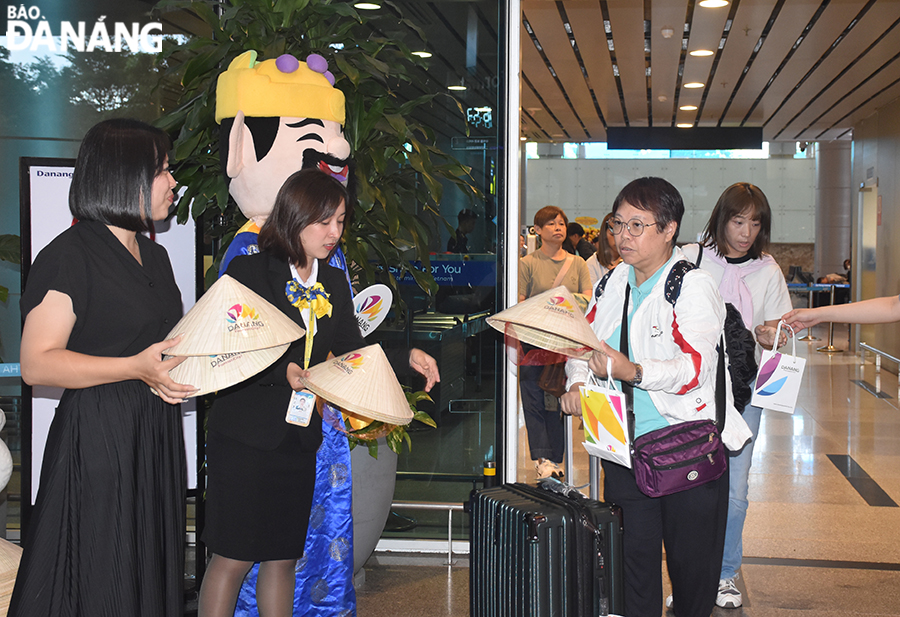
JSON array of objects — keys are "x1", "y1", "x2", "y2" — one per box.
[{"x1": 608, "y1": 218, "x2": 659, "y2": 237}]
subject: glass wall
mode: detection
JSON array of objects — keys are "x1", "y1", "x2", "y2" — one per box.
[
  {"x1": 365, "y1": 0, "x2": 508, "y2": 545},
  {"x1": 2, "y1": 0, "x2": 509, "y2": 557},
  {"x1": 1, "y1": 0, "x2": 176, "y2": 539}
]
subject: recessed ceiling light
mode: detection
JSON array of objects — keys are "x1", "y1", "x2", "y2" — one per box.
[
  {"x1": 680, "y1": 105, "x2": 698, "y2": 111},
  {"x1": 354, "y1": 2, "x2": 381, "y2": 9},
  {"x1": 690, "y1": 49, "x2": 714, "y2": 57},
  {"x1": 684, "y1": 82, "x2": 704, "y2": 89},
  {"x1": 676, "y1": 123, "x2": 693, "y2": 128},
  {"x1": 447, "y1": 85, "x2": 467, "y2": 91},
  {"x1": 699, "y1": 0, "x2": 729, "y2": 7},
  {"x1": 520, "y1": 137, "x2": 527, "y2": 141},
  {"x1": 412, "y1": 51, "x2": 432, "y2": 58}
]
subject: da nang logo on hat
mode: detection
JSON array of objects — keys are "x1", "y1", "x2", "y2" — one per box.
[
  {"x1": 226, "y1": 303, "x2": 265, "y2": 333},
  {"x1": 545, "y1": 294, "x2": 575, "y2": 314},
  {"x1": 334, "y1": 352, "x2": 365, "y2": 374}
]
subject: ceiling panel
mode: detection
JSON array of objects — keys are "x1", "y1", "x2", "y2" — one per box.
[{"x1": 521, "y1": 0, "x2": 900, "y2": 143}]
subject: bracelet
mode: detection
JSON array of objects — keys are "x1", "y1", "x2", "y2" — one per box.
[{"x1": 629, "y1": 363, "x2": 643, "y2": 386}]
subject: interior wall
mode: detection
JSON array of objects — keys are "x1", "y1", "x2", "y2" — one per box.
[
  {"x1": 524, "y1": 156, "x2": 815, "y2": 246},
  {"x1": 852, "y1": 97, "x2": 900, "y2": 360}
]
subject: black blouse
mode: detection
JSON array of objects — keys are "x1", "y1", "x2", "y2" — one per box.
[{"x1": 21, "y1": 220, "x2": 182, "y2": 358}]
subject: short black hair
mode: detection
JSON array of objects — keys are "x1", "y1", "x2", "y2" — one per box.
[
  {"x1": 258, "y1": 168, "x2": 351, "y2": 269},
  {"x1": 69, "y1": 118, "x2": 170, "y2": 232},
  {"x1": 612, "y1": 177, "x2": 684, "y2": 246},
  {"x1": 567, "y1": 222, "x2": 584, "y2": 237}
]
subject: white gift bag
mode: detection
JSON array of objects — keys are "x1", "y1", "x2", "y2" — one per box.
[
  {"x1": 750, "y1": 320, "x2": 806, "y2": 414},
  {"x1": 580, "y1": 358, "x2": 631, "y2": 468}
]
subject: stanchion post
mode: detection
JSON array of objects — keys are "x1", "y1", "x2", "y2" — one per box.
[
  {"x1": 799, "y1": 286, "x2": 820, "y2": 341},
  {"x1": 817, "y1": 284, "x2": 844, "y2": 353}
]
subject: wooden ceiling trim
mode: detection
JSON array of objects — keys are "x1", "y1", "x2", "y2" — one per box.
[
  {"x1": 606, "y1": 1, "x2": 653, "y2": 125},
  {"x1": 564, "y1": 1, "x2": 627, "y2": 126},
  {"x1": 525, "y1": 3, "x2": 599, "y2": 138}
]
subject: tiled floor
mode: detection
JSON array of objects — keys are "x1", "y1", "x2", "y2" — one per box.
[{"x1": 356, "y1": 323, "x2": 900, "y2": 616}]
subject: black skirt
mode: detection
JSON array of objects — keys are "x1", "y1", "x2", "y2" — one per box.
[
  {"x1": 203, "y1": 427, "x2": 317, "y2": 561},
  {"x1": 9, "y1": 382, "x2": 187, "y2": 617}
]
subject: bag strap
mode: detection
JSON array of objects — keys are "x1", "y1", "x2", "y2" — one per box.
[
  {"x1": 552, "y1": 254, "x2": 575, "y2": 288},
  {"x1": 696, "y1": 243, "x2": 704, "y2": 267},
  {"x1": 622, "y1": 277, "x2": 726, "y2": 444},
  {"x1": 620, "y1": 286, "x2": 635, "y2": 448}
]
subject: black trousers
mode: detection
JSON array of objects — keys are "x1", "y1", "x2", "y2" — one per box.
[{"x1": 603, "y1": 458, "x2": 729, "y2": 617}]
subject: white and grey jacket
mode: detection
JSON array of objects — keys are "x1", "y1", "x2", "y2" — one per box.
[{"x1": 566, "y1": 247, "x2": 752, "y2": 452}]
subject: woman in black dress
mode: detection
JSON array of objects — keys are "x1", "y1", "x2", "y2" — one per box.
[
  {"x1": 10, "y1": 119, "x2": 197, "y2": 615},
  {"x1": 197, "y1": 168, "x2": 439, "y2": 617}
]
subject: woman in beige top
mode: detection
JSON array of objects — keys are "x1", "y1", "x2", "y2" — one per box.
[{"x1": 518, "y1": 206, "x2": 591, "y2": 479}]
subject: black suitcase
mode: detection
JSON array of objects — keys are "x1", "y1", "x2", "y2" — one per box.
[{"x1": 469, "y1": 481, "x2": 624, "y2": 617}]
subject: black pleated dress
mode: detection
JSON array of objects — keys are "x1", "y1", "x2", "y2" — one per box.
[{"x1": 9, "y1": 221, "x2": 187, "y2": 617}]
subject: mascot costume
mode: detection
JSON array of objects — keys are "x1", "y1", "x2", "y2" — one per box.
[{"x1": 216, "y1": 50, "x2": 357, "y2": 616}]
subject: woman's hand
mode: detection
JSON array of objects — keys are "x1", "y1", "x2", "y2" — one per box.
[
  {"x1": 587, "y1": 341, "x2": 638, "y2": 383},
  {"x1": 754, "y1": 324, "x2": 788, "y2": 349},
  {"x1": 559, "y1": 384, "x2": 584, "y2": 416},
  {"x1": 286, "y1": 362, "x2": 311, "y2": 391},
  {"x1": 781, "y1": 308, "x2": 821, "y2": 333},
  {"x1": 135, "y1": 335, "x2": 197, "y2": 404},
  {"x1": 409, "y1": 348, "x2": 440, "y2": 392}
]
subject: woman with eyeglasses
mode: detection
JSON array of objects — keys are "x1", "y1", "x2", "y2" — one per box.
[{"x1": 560, "y1": 177, "x2": 751, "y2": 617}]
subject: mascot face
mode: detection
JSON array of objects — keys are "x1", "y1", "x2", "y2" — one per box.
[
  {"x1": 217, "y1": 51, "x2": 349, "y2": 226},
  {"x1": 225, "y1": 113, "x2": 351, "y2": 225}
]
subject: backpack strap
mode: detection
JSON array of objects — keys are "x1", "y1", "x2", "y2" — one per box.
[
  {"x1": 663, "y1": 260, "x2": 697, "y2": 306},
  {"x1": 594, "y1": 266, "x2": 616, "y2": 300},
  {"x1": 663, "y1": 257, "x2": 726, "y2": 432}
]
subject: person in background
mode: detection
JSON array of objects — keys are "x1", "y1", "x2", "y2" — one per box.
[
  {"x1": 518, "y1": 206, "x2": 591, "y2": 480},
  {"x1": 783, "y1": 293, "x2": 900, "y2": 329},
  {"x1": 563, "y1": 221, "x2": 595, "y2": 259},
  {"x1": 560, "y1": 177, "x2": 751, "y2": 617},
  {"x1": 585, "y1": 212, "x2": 621, "y2": 286},
  {"x1": 679, "y1": 182, "x2": 791, "y2": 610},
  {"x1": 447, "y1": 208, "x2": 477, "y2": 253},
  {"x1": 11, "y1": 119, "x2": 196, "y2": 616}
]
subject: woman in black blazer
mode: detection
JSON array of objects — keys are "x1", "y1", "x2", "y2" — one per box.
[{"x1": 198, "y1": 169, "x2": 439, "y2": 617}]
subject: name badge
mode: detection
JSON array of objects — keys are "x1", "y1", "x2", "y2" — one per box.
[{"x1": 285, "y1": 389, "x2": 316, "y2": 426}]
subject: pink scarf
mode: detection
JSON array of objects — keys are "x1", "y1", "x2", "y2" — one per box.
[{"x1": 701, "y1": 244, "x2": 776, "y2": 330}]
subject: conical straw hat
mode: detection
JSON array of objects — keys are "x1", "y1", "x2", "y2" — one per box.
[
  {"x1": 164, "y1": 274, "x2": 305, "y2": 356},
  {"x1": 0, "y1": 538, "x2": 22, "y2": 613},
  {"x1": 487, "y1": 286, "x2": 602, "y2": 360},
  {"x1": 300, "y1": 344, "x2": 413, "y2": 425},
  {"x1": 168, "y1": 343, "x2": 290, "y2": 397}
]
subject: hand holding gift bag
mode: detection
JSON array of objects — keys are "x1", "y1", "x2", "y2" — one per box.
[
  {"x1": 580, "y1": 357, "x2": 631, "y2": 468},
  {"x1": 751, "y1": 320, "x2": 806, "y2": 414}
]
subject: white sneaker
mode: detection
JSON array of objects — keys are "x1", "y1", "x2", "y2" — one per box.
[{"x1": 716, "y1": 577, "x2": 742, "y2": 608}]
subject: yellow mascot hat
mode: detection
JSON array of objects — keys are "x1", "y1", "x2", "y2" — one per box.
[{"x1": 215, "y1": 50, "x2": 345, "y2": 125}]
